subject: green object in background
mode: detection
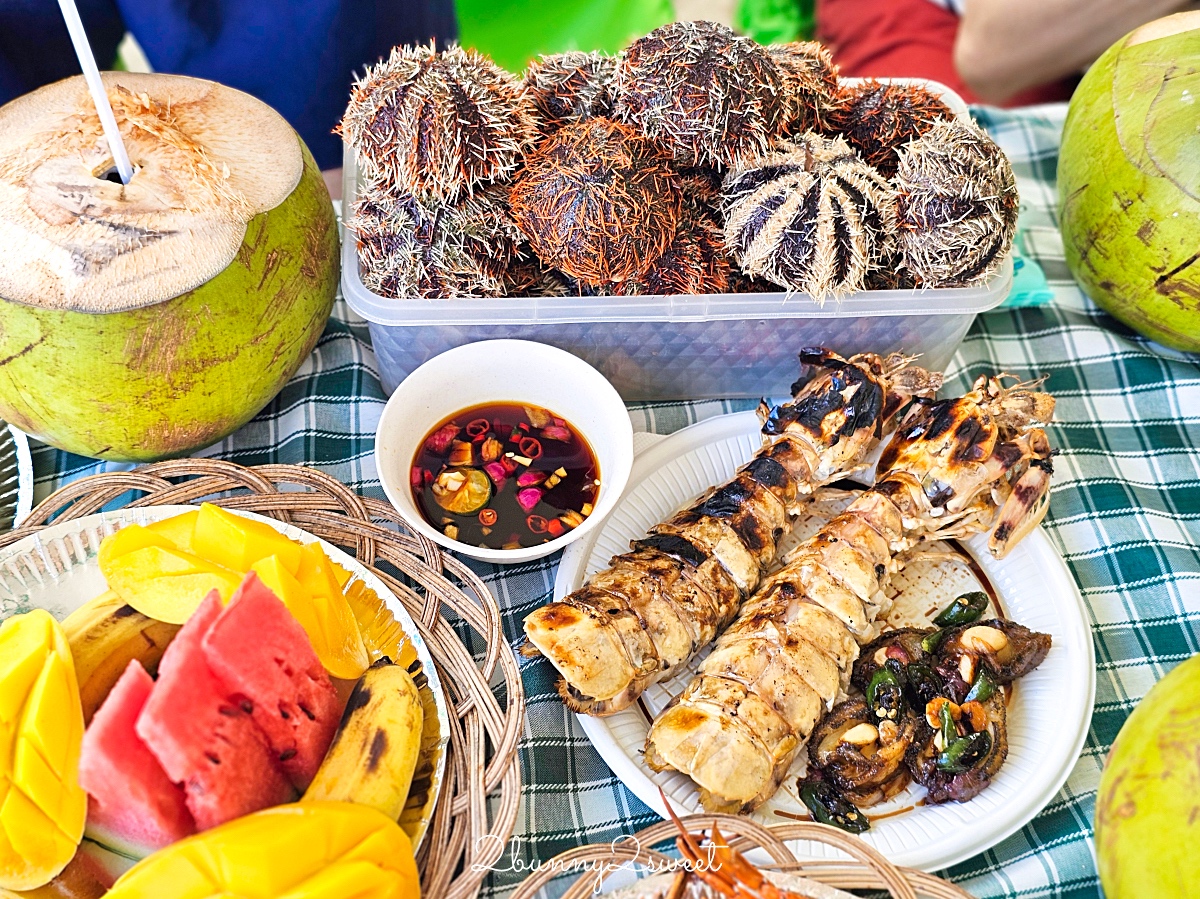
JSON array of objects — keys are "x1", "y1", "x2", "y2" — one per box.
[
  {"x1": 736, "y1": 0, "x2": 814, "y2": 43},
  {"x1": 455, "y1": 0, "x2": 672, "y2": 73}
]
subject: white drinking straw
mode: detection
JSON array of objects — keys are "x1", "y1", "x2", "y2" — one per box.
[{"x1": 57, "y1": 0, "x2": 134, "y2": 184}]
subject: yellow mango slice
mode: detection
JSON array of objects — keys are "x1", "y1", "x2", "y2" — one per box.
[
  {"x1": 253, "y1": 554, "x2": 369, "y2": 680},
  {"x1": 0, "y1": 611, "x2": 86, "y2": 891},
  {"x1": 105, "y1": 802, "x2": 419, "y2": 899},
  {"x1": 96, "y1": 526, "x2": 176, "y2": 575},
  {"x1": 295, "y1": 545, "x2": 369, "y2": 680},
  {"x1": 193, "y1": 503, "x2": 304, "y2": 576},
  {"x1": 100, "y1": 547, "x2": 242, "y2": 625},
  {"x1": 144, "y1": 509, "x2": 201, "y2": 554}
]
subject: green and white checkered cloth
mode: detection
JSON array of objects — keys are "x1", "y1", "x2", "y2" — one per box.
[{"x1": 28, "y1": 105, "x2": 1200, "y2": 898}]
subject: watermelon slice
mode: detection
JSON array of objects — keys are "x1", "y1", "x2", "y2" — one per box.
[
  {"x1": 136, "y1": 592, "x2": 294, "y2": 831},
  {"x1": 201, "y1": 573, "x2": 341, "y2": 790},
  {"x1": 78, "y1": 659, "x2": 195, "y2": 857}
]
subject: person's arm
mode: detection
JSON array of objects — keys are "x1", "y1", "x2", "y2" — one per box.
[{"x1": 954, "y1": 0, "x2": 1192, "y2": 103}]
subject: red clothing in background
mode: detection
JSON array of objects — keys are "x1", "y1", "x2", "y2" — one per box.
[{"x1": 816, "y1": 0, "x2": 1076, "y2": 105}]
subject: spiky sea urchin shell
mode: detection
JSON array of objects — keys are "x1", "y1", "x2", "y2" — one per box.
[
  {"x1": 503, "y1": 253, "x2": 572, "y2": 297},
  {"x1": 767, "y1": 41, "x2": 841, "y2": 132},
  {"x1": 822, "y1": 79, "x2": 953, "y2": 177},
  {"x1": 508, "y1": 118, "x2": 683, "y2": 285},
  {"x1": 612, "y1": 20, "x2": 786, "y2": 167},
  {"x1": 523, "y1": 51, "x2": 617, "y2": 133},
  {"x1": 340, "y1": 43, "x2": 536, "y2": 203},
  {"x1": 351, "y1": 181, "x2": 522, "y2": 298},
  {"x1": 893, "y1": 118, "x2": 1019, "y2": 287},
  {"x1": 722, "y1": 134, "x2": 897, "y2": 299},
  {"x1": 617, "y1": 210, "x2": 731, "y2": 295}
]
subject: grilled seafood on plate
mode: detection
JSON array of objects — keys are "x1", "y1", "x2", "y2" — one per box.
[
  {"x1": 523, "y1": 349, "x2": 941, "y2": 716},
  {"x1": 644, "y1": 374, "x2": 1056, "y2": 813}
]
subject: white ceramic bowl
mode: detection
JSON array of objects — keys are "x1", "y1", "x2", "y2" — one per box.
[{"x1": 375, "y1": 340, "x2": 634, "y2": 563}]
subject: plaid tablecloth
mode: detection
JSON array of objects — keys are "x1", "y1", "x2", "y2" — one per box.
[{"x1": 30, "y1": 105, "x2": 1200, "y2": 898}]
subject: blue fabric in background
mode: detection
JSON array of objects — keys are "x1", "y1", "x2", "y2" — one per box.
[{"x1": 0, "y1": 0, "x2": 457, "y2": 170}]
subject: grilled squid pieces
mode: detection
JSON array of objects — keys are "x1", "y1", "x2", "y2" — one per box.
[
  {"x1": 523, "y1": 349, "x2": 941, "y2": 716},
  {"x1": 645, "y1": 374, "x2": 1056, "y2": 812}
]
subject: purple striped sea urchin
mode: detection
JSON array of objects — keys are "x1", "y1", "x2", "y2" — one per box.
[
  {"x1": 523, "y1": 51, "x2": 617, "y2": 133},
  {"x1": 893, "y1": 118, "x2": 1019, "y2": 287},
  {"x1": 822, "y1": 79, "x2": 954, "y2": 177},
  {"x1": 612, "y1": 20, "x2": 787, "y2": 167},
  {"x1": 722, "y1": 134, "x2": 897, "y2": 299},
  {"x1": 351, "y1": 181, "x2": 522, "y2": 298},
  {"x1": 340, "y1": 43, "x2": 537, "y2": 203},
  {"x1": 508, "y1": 118, "x2": 683, "y2": 285}
]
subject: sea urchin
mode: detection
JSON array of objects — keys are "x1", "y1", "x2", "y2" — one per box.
[
  {"x1": 611, "y1": 20, "x2": 787, "y2": 167},
  {"x1": 722, "y1": 134, "x2": 897, "y2": 299},
  {"x1": 523, "y1": 51, "x2": 617, "y2": 133},
  {"x1": 768, "y1": 41, "x2": 841, "y2": 133},
  {"x1": 822, "y1": 79, "x2": 954, "y2": 177},
  {"x1": 340, "y1": 43, "x2": 537, "y2": 203},
  {"x1": 893, "y1": 118, "x2": 1019, "y2": 287},
  {"x1": 508, "y1": 117, "x2": 683, "y2": 285}
]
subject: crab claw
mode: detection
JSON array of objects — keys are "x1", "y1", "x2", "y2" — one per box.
[{"x1": 988, "y1": 429, "x2": 1053, "y2": 558}]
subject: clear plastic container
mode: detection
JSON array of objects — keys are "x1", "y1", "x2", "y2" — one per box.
[{"x1": 341, "y1": 79, "x2": 1011, "y2": 399}]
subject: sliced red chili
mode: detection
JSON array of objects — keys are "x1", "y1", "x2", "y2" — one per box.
[
  {"x1": 465, "y1": 418, "x2": 491, "y2": 438},
  {"x1": 519, "y1": 437, "x2": 543, "y2": 459},
  {"x1": 545, "y1": 518, "x2": 566, "y2": 538},
  {"x1": 526, "y1": 514, "x2": 548, "y2": 534},
  {"x1": 478, "y1": 508, "x2": 498, "y2": 526}
]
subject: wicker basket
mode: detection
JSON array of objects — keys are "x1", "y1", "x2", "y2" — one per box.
[
  {"x1": 2, "y1": 459, "x2": 524, "y2": 899},
  {"x1": 510, "y1": 815, "x2": 975, "y2": 899}
]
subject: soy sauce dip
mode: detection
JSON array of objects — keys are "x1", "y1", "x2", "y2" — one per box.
[{"x1": 411, "y1": 403, "x2": 599, "y2": 551}]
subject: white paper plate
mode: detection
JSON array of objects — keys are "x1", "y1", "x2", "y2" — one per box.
[
  {"x1": 555, "y1": 411, "x2": 1095, "y2": 872},
  {"x1": 0, "y1": 505, "x2": 448, "y2": 854}
]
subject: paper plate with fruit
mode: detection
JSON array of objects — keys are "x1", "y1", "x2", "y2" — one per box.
[{"x1": 0, "y1": 503, "x2": 447, "y2": 896}]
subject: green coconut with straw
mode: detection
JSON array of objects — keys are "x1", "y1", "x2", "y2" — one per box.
[{"x1": 0, "y1": 70, "x2": 338, "y2": 461}]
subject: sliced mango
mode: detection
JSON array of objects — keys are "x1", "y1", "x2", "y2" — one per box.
[
  {"x1": 105, "y1": 802, "x2": 419, "y2": 899},
  {"x1": 254, "y1": 552, "x2": 369, "y2": 680},
  {"x1": 193, "y1": 504, "x2": 303, "y2": 576},
  {"x1": 95, "y1": 526, "x2": 176, "y2": 581},
  {"x1": 100, "y1": 547, "x2": 242, "y2": 625},
  {"x1": 144, "y1": 509, "x2": 201, "y2": 555},
  {"x1": 0, "y1": 611, "x2": 87, "y2": 891}
]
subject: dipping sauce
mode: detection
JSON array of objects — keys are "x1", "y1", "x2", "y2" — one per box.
[{"x1": 412, "y1": 403, "x2": 599, "y2": 550}]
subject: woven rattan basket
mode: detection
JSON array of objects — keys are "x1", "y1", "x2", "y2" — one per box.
[
  {"x1": 510, "y1": 815, "x2": 975, "y2": 899},
  {"x1": 1, "y1": 459, "x2": 523, "y2": 899}
]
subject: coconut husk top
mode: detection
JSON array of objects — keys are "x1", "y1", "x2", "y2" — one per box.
[
  {"x1": 612, "y1": 20, "x2": 787, "y2": 168},
  {"x1": 340, "y1": 43, "x2": 537, "y2": 204},
  {"x1": 0, "y1": 72, "x2": 304, "y2": 313},
  {"x1": 508, "y1": 118, "x2": 683, "y2": 285},
  {"x1": 523, "y1": 51, "x2": 617, "y2": 133},
  {"x1": 894, "y1": 118, "x2": 1019, "y2": 287}
]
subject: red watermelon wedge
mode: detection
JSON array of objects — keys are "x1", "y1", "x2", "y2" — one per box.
[
  {"x1": 136, "y1": 592, "x2": 295, "y2": 830},
  {"x1": 201, "y1": 572, "x2": 341, "y2": 790},
  {"x1": 79, "y1": 659, "x2": 195, "y2": 856}
]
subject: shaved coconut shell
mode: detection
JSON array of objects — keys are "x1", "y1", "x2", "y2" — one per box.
[{"x1": 0, "y1": 72, "x2": 302, "y2": 313}]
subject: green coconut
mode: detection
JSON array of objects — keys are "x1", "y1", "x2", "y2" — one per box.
[
  {"x1": 1058, "y1": 12, "x2": 1200, "y2": 352},
  {"x1": 0, "y1": 72, "x2": 339, "y2": 461},
  {"x1": 1095, "y1": 652, "x2": 1200, "y2": 898}
]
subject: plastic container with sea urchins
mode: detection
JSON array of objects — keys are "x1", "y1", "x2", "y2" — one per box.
[{"x1": 340, "y1": 72, "x2": 1012, "y2": 400}]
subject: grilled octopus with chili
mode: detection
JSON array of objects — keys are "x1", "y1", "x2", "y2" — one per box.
[
  {"x1": 644, "y1": 374, "x2": 1056, "y2": 813},
  {"x1": 522, "y1": 349, "x2": 941, "y2": 716}
]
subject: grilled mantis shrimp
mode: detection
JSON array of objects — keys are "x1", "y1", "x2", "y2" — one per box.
[
  {"x1": 523, "y1": 349, "x2": 942, "y2": 716},
  {"x1": 644, "y1": 374, "x2": 1056, "y2": 813}
]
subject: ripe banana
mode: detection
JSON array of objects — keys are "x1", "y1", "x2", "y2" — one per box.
[
  {"x1": 61, "y1": 592, "x2": 180, "y2": 724},
  {"x1": 302, "y1": 658, "x2": 423, "y2": 820}
]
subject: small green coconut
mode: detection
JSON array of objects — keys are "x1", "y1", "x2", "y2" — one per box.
[
  {"x1": 1058, "y1": 12, "x2": 1200, "y2": 351},
  {"x1": 0, "y1": 73, "x2": 339, "y2": 461}
]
